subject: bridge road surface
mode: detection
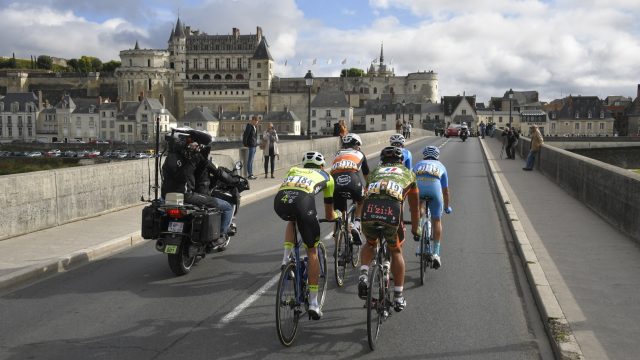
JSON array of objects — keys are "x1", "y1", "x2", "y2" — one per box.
[{"x1": 0, "y1": 137, "x2": 554, "y2": 360}]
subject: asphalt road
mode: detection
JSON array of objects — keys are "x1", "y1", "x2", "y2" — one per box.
[{"x1": 0, "y1": 137, "x2": 554, "y2": 360}]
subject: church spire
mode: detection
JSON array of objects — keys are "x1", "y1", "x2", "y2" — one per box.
[
  {"x1": 134, "y1": 40, "x2": 140, "y2": 50},
  {"x1": 380, "y1": 42, "x2": 384, "y2": 64}
]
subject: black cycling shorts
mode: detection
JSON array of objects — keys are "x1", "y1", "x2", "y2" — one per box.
[
  {"x1": 273, "y1": 189, "x2": 320, "y2": 248},
  {"x1": 332, "y1": 172, "x2": 364, "y2": 212}
]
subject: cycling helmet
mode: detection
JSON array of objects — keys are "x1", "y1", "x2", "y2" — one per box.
[
  {"x1": 342, "y1": 133, "x2": 362, "y2": 147},
  {"x1": 380, "y1": 146, "x2": 404, "y2": 163},
  {"x1": 301, "y1": 151, "x2": 325, "y2": 167},
  {"x1": 422, "y1": 145, "x2": 440, "y2": 160},
  {"x1": 389, "y1": 133, "x2": 406, "y2": 146}
]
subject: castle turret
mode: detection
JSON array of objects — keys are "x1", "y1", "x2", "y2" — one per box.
[{"x1": 249, "y1": 35, "x2": 274, "y2": 112}]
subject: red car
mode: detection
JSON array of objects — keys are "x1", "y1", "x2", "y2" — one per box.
[{"x1": 444, "y1": 124, "x2": 461, "y2": 138}]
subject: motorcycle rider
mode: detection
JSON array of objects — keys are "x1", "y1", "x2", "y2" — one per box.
[
  {"x1": 161, "y1": 129, "x2": 237, "y2": 250},
  {"x1": 459, "y1": 122, "x2": 470, "y2": 139}
]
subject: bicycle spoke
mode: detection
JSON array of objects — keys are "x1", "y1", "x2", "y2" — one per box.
[{"x1": 276, "y1": 262, "x2": 299, "y2": 346}]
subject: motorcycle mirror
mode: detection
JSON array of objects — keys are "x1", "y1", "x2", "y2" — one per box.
[{"x1": 234, "y1": 161, "x2": 243, "y2": 170}]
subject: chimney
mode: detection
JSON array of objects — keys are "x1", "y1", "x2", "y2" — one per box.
[
  {"x1": 159, "y1": 94, "x2": 165, "y2": 107},
  {"x1": 256, "y1": 26, "x2": 263, "y2": 42},
  {"x1": 37, "y1": 90, "x2": 43, "y2": 110},
  {"x1": 233, "y1": 28, "x2": 240, "y2": 39},
  {"x1": 138, "y1": 91, "x2": 144, "y2": 102}
]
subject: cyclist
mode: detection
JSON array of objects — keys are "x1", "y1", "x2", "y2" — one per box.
[
  {"x1": 330, "y1": 133, "x2": 369, "y2": 245},
  {"x1": 358, "y1": 146, "x2": 421, "y2": 312},
  {"x1": 389, "y1": 134, "x2": 412, "y2": 169},
  {"x1": 413, "y1": 145, "x2": 452, "y2": 269},
  {"x1": 274, "y1": 151, "x2": 339, "y2": 320}
]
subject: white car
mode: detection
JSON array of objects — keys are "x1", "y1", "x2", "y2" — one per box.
[{"x1": 27, "y1": 151, "x2": 43, "y2": 157}]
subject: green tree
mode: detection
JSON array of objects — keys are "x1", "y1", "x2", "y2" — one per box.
[
  {"x1": 91, "y1": 57, "x2": 103, "y2": 72},
  {"x1": 77, "y1": 56, "x2": 93, "y2": 73},
  {"x1": 36, "y1": 55, "x2": 53, "y2": 70},
  {"x1": 67, "y1": 58, "x2": 79, "y2": 72},
  {"x1": 101, "y1": 60, "x2": 121, "y2": 72},
  {"x1": 340, "y1": 68, "x2": 365, "y2": 77}
]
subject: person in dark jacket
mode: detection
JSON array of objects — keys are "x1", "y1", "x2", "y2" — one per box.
[
  {"x1": 242, "y1": 116, "x2": 260, "y2": 179},
  {"x1": 502, "y1": 127, "x2": 519, "y2": 159},
  {"x1": 162, "y1": 129, "x2": 236, "y2": 249}
]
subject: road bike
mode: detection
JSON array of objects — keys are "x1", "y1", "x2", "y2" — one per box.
[
  {"x1": 334, "y1": 202, "x2": 361, "y2": 287},
  {"x1": 275, "y1": 219, "x2": 332, "y2": 347},
  {"x1": 365, "y1": 220, "x2": 413, "y2": 350},
  {"x1": 417, "y1": 198, "x2": 435, "y2": 285}
]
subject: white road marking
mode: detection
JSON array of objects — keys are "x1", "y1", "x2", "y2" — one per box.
[{"x1": 217, "y1": 231, "x2": 333, "y2": 327}]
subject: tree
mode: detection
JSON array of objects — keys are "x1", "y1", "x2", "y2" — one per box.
[
  {"x1": 67, "y1": 58, "x2": 79, "y2": 72},
  {"x1": 90, "y1": 57, "x2": 103, "y2": 72},
  {"x1": 101, "y1": 60, "x2": 121, "y2": 72},
  {"x1": 340, "y1": 68, "x2": 365, "y2": 77},
  {"x1": 37, "y1": 55, "x2": 53, "y2": 70}
]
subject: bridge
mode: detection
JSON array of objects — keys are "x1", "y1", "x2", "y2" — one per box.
[{"x1": 0, "y1": 131, "x2": 639, "y2": 359}]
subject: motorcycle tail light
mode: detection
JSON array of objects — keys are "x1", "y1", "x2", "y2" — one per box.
[{"x1": 166, "y1": 208, "x2": 184, "y2": 219}]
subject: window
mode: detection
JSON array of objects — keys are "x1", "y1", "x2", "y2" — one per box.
[
  {"x1": 119, "y1": 124, "x2": 125, "y2": 132},
  {"x1": 373, "y1": 87, "x2": 377, "y2": 94},
  {"x1": 193, "y1": 59, "x2": 198, "y2": 70},
  {"x1": 205, "y1": 58, "x2": 209, "y2": 69},
  {"x1": 575, "y1": 111, "x2": 579, "y2": 119},
  {"x1": 409, "y1": 114, "x2": 414, "y2": 121},
  {"x1": 370, "y1": 118, "x2": 375, "y2": 124},
  {"x1": 127, "y1": 125, "x2": 133, "y2": 132},
  {"x1": 312, "y1": 120, "x2": 316, "y2": 128},
  {"x1": 341, "y1": 110, "x2": 346, "y2": 117},
  {"x1": 101, "y1": 120, "x2": 107, "y2": 128},
  {"x1": 588, "y1": 111, "x2": 592, "y2": 119},
  {"x1": 147, "y1": 59, "x2": 151, "y2": 67},
  {"x1": 257, "y1": 63, "x2": 262, "y2": 68},
  {"x1": 575, "y1": 123, "x2": 580, "y2": 130},
  {"x1": 129, "y1": 59, "x2": 132, "y2": 66},
  {"x1": 237, "y1": 58, "x2": 242, "y2": 69},
  {"x1": 326, "y1": 120, "x2": 331, "y2": 127},
  {"x1": 257, "y1": 73, "x2": 261, "y2": 78},
  {"x1": 215, "y1": 59, "x2": 220, "y2": 69},
  {"x1": 257, "y1": 81, "x2": 262, "y2": 87},
  {"x1": 148, "y1": 78, "x2": 152, "y2": 90},
  {"x1": 110, "y1": 121, "x2": 115, "y2": 128},
  {"x1": 599, "y1": 123, "x2": 605, "y2": 130},
  {"x1": 551, "y1": 112, "x2": 556, "y2": 119},
  {"x1": 196, "y1": 122, "x2": 203, "y2": 128},
  {"x1": 225, "y1": 74, "x2": 233, "y2": 80},
  {"x1": 226, "y1": 58, "x2": 231, "y2": 69},
  {"x1": 587, "y1": 123, "x2": 592, "y2": 130},
  {"x1": 551, "y1": 123, "x2": 556, "y2": 130},
  {"x1": 312, "y1": 110, "x2": 316, "y2": 117},
  {"x1": 499, "y1": 116, "x2": 503, "y2": 123},
  {"x1": 462, "y1": 110, "x2": 467, "y2": 115},
  {"x1": 184, "y1": 122, "x2": 190, "y2": 127},
  {"x1": 600, "y1": 111, "x2": 605, "y2": 119},
  {"x1": 326, "y1": 110, "x2": 331, "y2": 117}
]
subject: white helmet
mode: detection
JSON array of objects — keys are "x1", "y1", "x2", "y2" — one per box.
[
  {"x1": 462, "y1": 122, "x2": 467, "y2": 126},
  {"x1": 389, "y1": 133, "x2": 405, "y2": 146},
  {"x1": 301, "y1": 151, "x2": 325, "y2": 167},
  {"x1": 342, "y1": 133, "x2": 362, "y2": 147}
]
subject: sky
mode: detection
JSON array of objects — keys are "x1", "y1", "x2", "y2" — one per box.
[{"x1": 1, "y1": 0, "x2": 640, "y2": 103}]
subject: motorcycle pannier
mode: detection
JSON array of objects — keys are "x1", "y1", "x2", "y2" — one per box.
[
  {"x1": 191, "y1": 208, "x2": 222, "y2": 243},
  {"x1": 141, "y1": 204, "x2": 161, "y2": 239}
]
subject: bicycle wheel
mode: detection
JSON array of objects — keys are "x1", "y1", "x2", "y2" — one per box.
[
  {"x1": 348, "y1": 205, "x2": 361, "y2": 267},
  {"x1": 317, "y1": 241, "x2": 329, "y2": 309},
  {"x1": 420, "y1": 225, "x2": 428, "y2": 286},
  {"x1": 334, "y1": 222, "x2": 347, "y2": 287},
  {"x1": 275, "y1": 262, "x2": 299, "y2": 347},
  {"x1": 366, "y1": 264, "x2": 385, "y2": 350}
]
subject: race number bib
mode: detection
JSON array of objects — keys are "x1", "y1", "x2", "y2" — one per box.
[
  {"x1": 367, "y1": 180, "x2": 403, "y2": 201},
  {"x1": 332, "y1": 159, "x2": 358, "y2": 172},
  {"x1": 282, "y1": 175, "x2": 314, "y2": 192},
  {"x1": 414, "y1": 164, "x2": 441, "y2": 178}
]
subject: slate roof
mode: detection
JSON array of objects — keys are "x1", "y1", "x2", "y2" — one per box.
[
  {"x1": 145, "y1": 98, "x2": 164, "y2": 110},
  {"x1": 263, "y1": 110, "x2": 300, "y2": 123},
  {"x1": 71, "y1": 98, "x2": 100, "y2": 114},
  {"x1": 174, "y1": 18, "x2": 186, "y2": 38},
  {"x1": 311, "y1": 88, "x2": 349, "y2": 108},
  {"x1": 421, "y1": 102, "x2": 442, "y2": 114},
  {"x1": 552, "y1": 96, "x2": 610, "y2": 120},
  {"x1": 441, "y1": 96, "x2": 476, "y2": 116},
  {"x1": 54, "y1": 95, "x2": 76, "y2": 110},
  {"x1": 0, "y1": 92, "x2": 39, "y2": 112},
  {"x1": 252, "y1": 37, "x2": 273, "y2": 60},
  {"x1": 183, "y1": 106, "x2": 218, "y2": 122},
  {"x1": 116, "y1": 101, "x2": 140, "y2": 120}
]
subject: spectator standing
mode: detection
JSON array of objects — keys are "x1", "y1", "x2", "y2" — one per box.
[
  {"x1": 337, "y1": 119, "x2": 348, "y2": 150},
  {"x1": 242, "y1": 115, "x2": 260, "y2": 179},
  {"x1": 523, "y1": 125, "x2": 544, "y2": 171},
  {"x1": 402, "y1": 120, "x2": 408, "y2": 139},
  {"x1": 406, "y1": 122, "x2": 412, "y2": 139},
  {"x1": 262, "y1": 122, "x2": 279, "y2": 178},
  {"x1": 479, "y1": 121, "x2": 486, "y2": 139},
  {"x1": 395, "y1": 119, "x2": 403, "y2": 132}
]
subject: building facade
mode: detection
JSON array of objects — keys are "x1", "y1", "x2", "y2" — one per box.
[{"x1": 0, "y1": 92, "x2": 42, "y2": 143}]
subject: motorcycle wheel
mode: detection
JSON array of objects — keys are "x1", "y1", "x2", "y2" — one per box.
[{"x1": 168, "y1": 242, "x2": 196, "y2": 276}]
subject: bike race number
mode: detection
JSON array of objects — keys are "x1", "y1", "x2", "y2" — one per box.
[
  {"x1": 414, "y1": 163, "x2": 442, "y2": 179},
  {"x1": 367, "y1": 180, "x2": 403, "y2": 201},
  {"x1": 331, "y1": 159, "x2": 358, "y2": 172},
  {"x1": 282, "y1": 175, "x2": 314, "y2": 192}
]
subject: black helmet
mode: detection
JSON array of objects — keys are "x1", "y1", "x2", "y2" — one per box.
[{"x1": 380, "y1": 146, "x2": 404, "y2": 163}]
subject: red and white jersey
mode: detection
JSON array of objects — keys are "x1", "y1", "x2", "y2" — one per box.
[{"x1": 330, "y1": 149, "x2": 366, "y2": 174}]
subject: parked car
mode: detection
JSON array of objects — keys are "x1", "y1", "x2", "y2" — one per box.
[
  {"x1": 445, "y1": 124, "x2": 461, "y2": 138},
  {"x1": 0, "y1": 151, "x2": 11, "y2": 157},
  {"x1": 64, "y1": 150, "x2": 77, "y2": 157},
  {"x1": 27, "y1": 151, "x2": 43, "y2": 157},
  {"x1": 134, "y1": 152, "x2": 149, "y2": 159},
  {"x1": 46, "y1": 149, "x2": 62, "y2": 157}
]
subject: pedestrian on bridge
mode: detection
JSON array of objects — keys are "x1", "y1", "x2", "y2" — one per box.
[{"x1": 523, "y1": 125, "x2": 544, "y2": 171}]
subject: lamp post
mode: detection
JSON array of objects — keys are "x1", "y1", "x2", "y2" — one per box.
[
  {"x1": 401, "y1": 99, "x2": 406, "y2": 134},
  {"x1": 304, "y1": 70, "x2": 314, "y2": 139},
  {"x1": 508, "y1": 88, "x2": 514, "y2": 129}
]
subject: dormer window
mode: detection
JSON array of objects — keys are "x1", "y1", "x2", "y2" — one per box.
[
  {"x1": 600, "y1": 111, "x2": 604, "y2": 119},
  {"x1": 575, "y1": 111, "x2": 579, "y2": 119},
  {"x1": 588, "y1": 111, "x2": 592, "y2": 119},
  {"x1": 551, "y1": 112, "x2": 556, "y2": 119}
]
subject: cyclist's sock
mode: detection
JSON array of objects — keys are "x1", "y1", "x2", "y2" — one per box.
[
  {"x1": 309, "y1": 284, "x2": 319, "y2": 307},
  {"x1": 359, "y1": 265, "x2": 369, "y2": 276},
  {"x1": 282, "y1": 242, "x2": 293, "y2": 265},
  {"x1": 432, "y1": 240, "x2": 441, "y2": 256},
  {"x1": 394, "y1": 286, "x2": 403, "y2": 296}
]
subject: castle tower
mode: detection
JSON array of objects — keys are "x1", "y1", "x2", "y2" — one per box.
[
  {"x1": 249, "y1": 32, "x2": 274, "y2": 112},
  {"x1": 169, "y1": 17, "x2": 187, "y2": 81}
]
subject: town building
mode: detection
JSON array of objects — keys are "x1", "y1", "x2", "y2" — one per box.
[
  {"x1": 0, "y1": 92, "x2": 42, "y2": 143},
  {"x1": 544, "y1": 95, "x2": 615, "y2": 136}
]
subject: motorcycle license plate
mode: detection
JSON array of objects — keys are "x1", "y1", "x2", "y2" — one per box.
[
  {"x1": 164, "y1": 245, "x2": 178, "y2": 254},
  {"x1": 168, "y1": 221, "x2": 184, "y2": 233}
]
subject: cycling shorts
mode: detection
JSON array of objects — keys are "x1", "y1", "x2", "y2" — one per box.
[
  {"x1": 332, "y1": 172, "x2": 365, "y2": 212},
  {"x1": 361, "y1": 197, "x2": 405, "y2": 248},
  {"x1": 273, "y1": 189, "x2": 320, "y2": 248},
  {"x1": 417, "y1": 179, "x2": 444, "y2": 219}
]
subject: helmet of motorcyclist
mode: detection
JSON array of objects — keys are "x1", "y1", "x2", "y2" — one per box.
[
  {"x1": 380, "y1": 146, "x2": 404, "y2": 163},
  {"x1": 342, "y1": 133, "x2": 362, "y2": 148},
  {"x1": 301, "y1": 151, "x2": 325, "y2": 168},
  {"x1": 422, "y1": 145, "x2": 440, "y2": 160},
  {"x1": 462, "y1": 122, "x2": 467, "y2": 126},
  {"x1": 389, "y1": 133, "x2": 406, "y2": 147}
]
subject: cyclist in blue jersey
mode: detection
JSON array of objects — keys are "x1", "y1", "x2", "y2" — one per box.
[
  {"x1": 389, "y1": 134, "x2": 412, "y2": 169},
  {"x1": 412, "y1": 145, "x2": 452, "y2": 269}
]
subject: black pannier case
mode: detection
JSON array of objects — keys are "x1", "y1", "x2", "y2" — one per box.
[
  {"x1": 191, "y1": 208, "x2": 222, "y2": 243},
  {"x1": 141, "y1": 204, "x2": 161, "y2": 239}
]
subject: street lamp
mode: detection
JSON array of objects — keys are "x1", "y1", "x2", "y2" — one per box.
[
  {"x1": 304, "y1": 70, "x2": 314, "y2": 139},
  {"x1": 508, "y1": 88, "x2": 514, "y2": 129},
  {"x1": 401, "y1": 99, "x2": 406, "y2": 133}
]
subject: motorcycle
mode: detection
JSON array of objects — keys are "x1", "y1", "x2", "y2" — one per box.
[
  {"x1": 141, "y1": 153, "x2": 250, "y2": 276},
  {"x1": 459, "y1": 128, "x2": 469, "y2": 142}
]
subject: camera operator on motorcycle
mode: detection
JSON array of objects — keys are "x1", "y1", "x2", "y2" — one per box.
[{"x1": 161, "y1": 128, "x2": 237, "y2": 251}]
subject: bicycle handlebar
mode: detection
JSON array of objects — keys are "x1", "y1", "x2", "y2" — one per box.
[{"x1": 319, "y1": 218, "x2": 338, "y2": 223}]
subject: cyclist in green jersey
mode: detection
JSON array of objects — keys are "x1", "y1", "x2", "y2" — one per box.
[
  {"x1": 358, "y1": 146, "x2": 421, "y2": 312},
  {"x1": 274, "y1": 151, "x2": 340, "y2": 320}
]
